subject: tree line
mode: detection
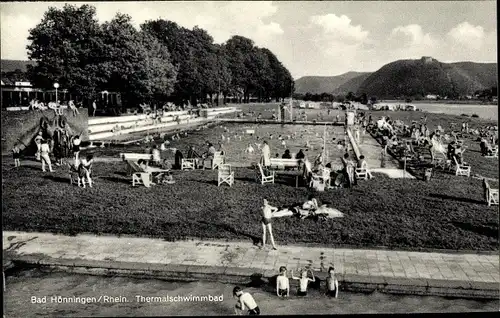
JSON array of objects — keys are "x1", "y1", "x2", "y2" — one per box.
[
  {"x1": 293, "y1": 92, "x2": 372, "y2": 104},
  {"x1": 26, "y1": 4, "x2": 294, "y2": 108}
]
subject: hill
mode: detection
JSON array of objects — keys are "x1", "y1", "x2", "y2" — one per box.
[
  {"x1": 1, "y1": 60, "x2": 36, "y2": 73},
  {"x1": 333, "y1": 72, "x2": 372, "y2": 94},
  {"x1": 356, "y1": 57, "x2": 497, "y2": 99},
  {"x1": 295, "y1": 72, "x2": 371, "y2": 94}
]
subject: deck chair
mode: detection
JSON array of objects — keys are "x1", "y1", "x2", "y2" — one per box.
[
  {"x1": 212, "y1": 151, "x2": 224, "y2": 169},
  {"x1": 485, "y1": 146, "x2": 498, "y2": 158},
  {"x1": 355, "y1": 167, "x2": 368, "y2": 180},
  {"x1": 453, "y1": 156, "x2": 471, "y2": 177},
  {"x1": 181, "y1": 158, "x2": 196, "y2": 170},
  {"x1": 311, "y1": 168, "x2": 331, "y2": 189},
  {"x1": 218, "y1": 164, "x2": 234, "y2": 187},
  {"x1": 433, "y1": 151, "x2": 452, "y2": 170},
  {"x1": 483, "y1": 179, "x2": 499, "y2": 206},
  {"x1": 256, "y1": 163, "x2": 274, "y2": 184},
  {"x1": 125, "y1": 160, "x2": 153, "y2": 187}
]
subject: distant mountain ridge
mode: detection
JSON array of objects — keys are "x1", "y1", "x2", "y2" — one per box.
[
  {"x1": 356, "y1": 57, "x2": 497, "y2": 99},
  {"x1": 295, "y1": 72, "x2": 371, "y2": 94},
  {"x1": 295, "y1": 57, "x2": 497, "y2": 98}
]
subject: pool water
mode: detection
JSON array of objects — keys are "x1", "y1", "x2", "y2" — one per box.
[
  {"x1": 4, "y1": 269, "x2": 497, "y2": 317},
  {"x1": 104, "y1": 123, "x2": 351, "y2": 168}
]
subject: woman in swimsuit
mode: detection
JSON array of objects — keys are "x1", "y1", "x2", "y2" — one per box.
[{"x1": 261, "y1": 199, "x2": 278, "y2": 250}]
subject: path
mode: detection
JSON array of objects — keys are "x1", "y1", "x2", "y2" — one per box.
[
  {"x1": 349, "y1": 131, "x2": 415, "y2": 179},
  {"x1": 3, "y1": 232, "x2": 498, "y2": 299}
]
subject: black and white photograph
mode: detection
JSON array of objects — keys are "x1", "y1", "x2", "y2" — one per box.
[{"x1": 1, "y1": 1, "x2": 498, "y2": 316}]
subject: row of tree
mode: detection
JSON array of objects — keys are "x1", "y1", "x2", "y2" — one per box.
[{"x1": 27, "y1": 4, "x2": 294, "y2": 107}]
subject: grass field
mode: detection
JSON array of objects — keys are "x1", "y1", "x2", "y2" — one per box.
[
  {"x1": 2, "y1": 158, "x2": 498, "y2": 251},
  {"x1": 2, "y1": 104, "x2": 498, "y2": 251}
]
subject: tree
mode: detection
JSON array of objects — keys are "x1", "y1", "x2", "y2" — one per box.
[
  {"x1": 101, "y1": 14, "x2": 176, "y2": 106},
  {"x1": 26, "y1": 4, "x2": 106, "y2": 103},
  {"x1": 346, "y1": 91, "x2": 355, "y2": 101}
]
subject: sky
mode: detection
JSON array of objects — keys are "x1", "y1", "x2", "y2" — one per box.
[{"x1": 0, "y1": 1, "x2": 497, "y2": 79}]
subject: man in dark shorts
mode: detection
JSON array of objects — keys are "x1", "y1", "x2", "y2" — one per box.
[{"x1": 233, "y1": 286, "x2": 260, "y2": 315}]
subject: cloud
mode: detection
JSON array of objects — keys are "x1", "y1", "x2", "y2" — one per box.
[
  {"x1": 391, "y1": 24, "x2": 435, "y2": 47},
  {"x1": 0, "y1": 11, "x2": 33, "y2": 60},
  {"x1": 447, "y1": 22, "x2": 485, "y2": 48},
  {"x1": 310, "y1": 14, "x2": 369, "y2": 44},
  {"x1": 0, "y1": 1, "x2": 284, "y2": 60}
]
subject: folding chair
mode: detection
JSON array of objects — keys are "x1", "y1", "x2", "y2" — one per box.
[
  {"x1": 125, "y1": 160, "x2": 153, "y2": 187},
  {"x1": 485, "y1": 146, "x2": 499, "y2": 158},
  {"x1": 212, "y1": 151, "x2": 225, "y2": 169},
  {"x1": 484, "y1": 179, "x2": 499, "y2": 206},
  {"x1": 256, "y1": 163, "x2": 274, "y2": 184},
  {"x1": 181, "y1": 159, "x2": 196, "y2": 170},
  {"x1": 355, "y1": 167, "x2": 368, "y2": 181},
  {"x1": 218, "y1": 164, "x2": 234, "y2": 187},
  {"x1": 453, "y1": 157, "x2": 471, "y2": 177}
]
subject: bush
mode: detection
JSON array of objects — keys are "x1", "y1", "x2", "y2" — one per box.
[{"x1": 471, "y1": 114, "x2": 479, "y2": 118}]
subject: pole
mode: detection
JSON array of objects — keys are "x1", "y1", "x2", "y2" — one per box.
[
  {"x1": 55, "y1": 88, "x2": 58, "y2": 103},
  {"x1": 289, "y1": 81, "x2": 293, "y2": 121}
]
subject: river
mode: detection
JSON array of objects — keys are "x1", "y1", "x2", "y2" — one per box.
[{"x1": 3, "y1": 269, "x2": 498, "y2": 316}]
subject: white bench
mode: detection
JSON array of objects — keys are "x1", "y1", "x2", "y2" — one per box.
[
  {"x1": 120, "y1": 153, "x2": 153, "y2": 161},
  {"x1": 269, "y1": 158, "x2": 301, "y2": 170}
]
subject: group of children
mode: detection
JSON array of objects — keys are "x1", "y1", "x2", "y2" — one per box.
[{"x1": 233, "y1": 266, "x2": 339, "y2": 315}]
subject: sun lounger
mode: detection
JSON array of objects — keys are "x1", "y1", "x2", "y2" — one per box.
[
  {"x1": 256, "y1": 163, "x2": 274, "y2": 185},
  {"x1": 453, "y1": 156, "x2": 471, "y2": 177},
  {"x1": 218, "y1": 164, "x2": 234, "y2": 187}
]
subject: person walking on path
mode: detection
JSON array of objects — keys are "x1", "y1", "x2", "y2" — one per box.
[
  {"x1": 233, "y1": 286, "x2": 260, "y2": 315},
  {"x1": 261, "y1": 199, "x2": 278, "y2": 250},
  {"x1": 40, "y1": 139, "x2": 54, "y2": 172},
  {"x1": 92, "y1": 100, "x2": 97, "y2": 117}
]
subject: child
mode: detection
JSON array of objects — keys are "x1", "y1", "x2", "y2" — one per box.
[
  {"x1": 34, "y1": 132, "x2": 43, "y2": 161},
  {"x1": 12, "y1": 146, "x2": 20, "y2": 167},
  {"x1": 40, "y1": 139, "x2": 54, "y2": 172},
  {"x1": 72, "y1": 135, "x2": 81, "y2": 161},
  {"x1": 326, "y1": 266, "x2": 339, "y2": 298},
  {"x1": 291, "y1": 268, "x2": 315, "y2": 296},
  {"x1": 276, "y1": 266, "x2": 290, "y2": 298},
  {"x1": 78, "y1": 154, "x2": 94, "y2": 188},
  {"x1": 152, "y1": 145, "x2": 161, "y2": 166},
  {"x1": 233, "y1": 286, "x2": 260, "y2": 315}
]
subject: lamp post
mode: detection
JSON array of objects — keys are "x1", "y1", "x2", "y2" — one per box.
[{"x1": 53, "y1": 83, "x2": 59, "y2": 103}]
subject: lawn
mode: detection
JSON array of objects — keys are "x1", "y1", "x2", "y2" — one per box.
[
  {"x1": 3, "y1": 105, "x2": 498, "y2": 252},
  {"x1": 2, "y1": 158, "x2": 498, "y2": 251}
]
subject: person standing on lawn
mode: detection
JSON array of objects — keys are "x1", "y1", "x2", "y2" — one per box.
[
  {"x1": 12, "y1": 146, "x2": 21, "y2": 168},
  {"x1": 260, "y1": 140, "x2": 271, "y2": 168},
  {"x1": 261, "y1": 199, "x2": 278, "y2": 250},
  {"x1": 233, "y1": 286, "x2": 260, "y2": 315},
  {"x1": 40, "y1": 139, "x2": 54, "y2": 172}
]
